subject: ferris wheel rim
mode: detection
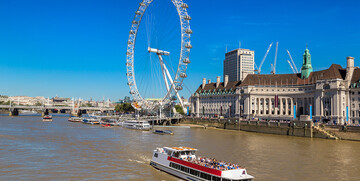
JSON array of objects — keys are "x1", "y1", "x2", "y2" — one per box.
[{"x1": 125, "y1": 0, "x2": 192, "y2": 110}]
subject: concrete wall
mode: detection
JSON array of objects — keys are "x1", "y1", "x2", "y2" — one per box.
[
  {"x1": 181, "y1": 118, "x2": 313, "y2": 138},
  {"x1": 324, "y1": 125, "x2": 360, "y2": 141}
]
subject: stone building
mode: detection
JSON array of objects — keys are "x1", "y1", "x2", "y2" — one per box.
[
  {"x1": 223, "y1": 48, "x2": 254, "y2": 81},
  {"x1": 191, "y1": 48, "x2": 360, "y2": 125}
]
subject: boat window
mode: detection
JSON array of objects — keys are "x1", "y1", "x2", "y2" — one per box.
[
  {"x1": 181, "y1": 152, "x2": 186, "y2": 155},
  {"x1": 200, "y1": 172, "x2": 211, "y2": 180},
  {"x1": 180, "y1": 166, "x2": 189, "y2": 173},
  {"x1": 154, "y1": 153, "x2": 158, "y2": 158},
  {"x1": 174, "y1": 152, "x2": 179, "y2": 158},
  {"x1": 189, "y1": 169, "x2": 199, "y2": 177},
  {"x1": 190, "y1": 151, "x2": 195, "y2": 155},
  {"x1": 222, "y1": 179, "x2": 231, "y2": 181},
  {"x1": 212, "y1": 176, "x2": 221, "y2": 181},
  {"x1": 167, "y1": 151, "x2": 172, "y2": 156}
]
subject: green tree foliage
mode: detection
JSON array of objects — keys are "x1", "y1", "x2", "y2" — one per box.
[
  {"x1": 115, "y1": 103, "x2": 135, "y2": 113},
  {"x1": 175, "y1": 105, "x2": 184, "y2": 115},
  {"x1": 0, "y1": 101, "x2": 10, "y2": 105},
  {"x1": 34, "y1": 102, "x2": 42, "y2": 106},
  {"x1": 81, "y1": 103, "x2": 93, "y2": 107}
]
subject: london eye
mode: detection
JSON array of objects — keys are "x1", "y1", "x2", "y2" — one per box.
[{"x1": 125, "y1": 0, "x2": 192, "y2": 112}]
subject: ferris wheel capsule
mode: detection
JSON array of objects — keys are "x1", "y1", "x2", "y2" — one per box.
[
  {"x1": 175, "y1": 86, "x2": 183, "y2": 91},
  {"x1": 180, "y1": 73, "x2": 187, "y2": 78},
  {"x1": 185, "y1": 43, "x2": 192, "y2": 49},
  {"x1": 184, "y1": 15, "x2": 191, "y2": 20},
  {"x1": 185, "y1": 29, "x2": 193, "y2": 34},
  {"x1": 181, "y1": 3, "x2": 189, "y2": 8},
  {"x1": 135, "y1": 11, "x2": 142, "y2": 15},
  {"x1": 183, "y1": 58, "x2": 191, "y2": 64}
]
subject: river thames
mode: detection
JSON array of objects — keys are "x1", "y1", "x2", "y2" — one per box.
[{"x1": 0, "y1": 115, "x2": 359, "y2": 180}]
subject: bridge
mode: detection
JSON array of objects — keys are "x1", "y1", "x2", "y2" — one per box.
[{"x1": 0, "y1": 105, "x2": 114, "y2": 116}]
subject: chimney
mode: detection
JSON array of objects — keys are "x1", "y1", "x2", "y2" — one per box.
[
  {"x1": 346, "y1": 56, "x2": 355, "y2": 82},
  {"x1": 208, "y1": 80, "x2": 211, "y2": 84},
  {"x1": 202, "y1": 78, "x2": 206, "y2": 89},
  {"x1": 224, "y1": 75, "x2": 229, "y2": 87},
  {"x1": 216, "y1": 76, "x2": 220, "y2": 88}
]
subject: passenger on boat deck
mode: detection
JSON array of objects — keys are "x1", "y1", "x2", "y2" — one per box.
[{"x1": 190, "y1": 156, "x2": 242, "y2": 171}]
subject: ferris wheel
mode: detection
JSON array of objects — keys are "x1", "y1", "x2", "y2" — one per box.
[{"x1": 126, "y1": 0, "x2": 192, "y2": 111}]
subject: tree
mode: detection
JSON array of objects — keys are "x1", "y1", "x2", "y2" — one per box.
[
  {"x1": 115, "y1": 103, "x2": 135, "y2": 113},
  {"x1": 34, "y1": 102, "x2": 42, "y2": 106},
  {"x1": 175, "y1": 105, "x2": 185, "y2": 115},
  {"x1": 0, "y1": 101, "x2": 10, "y2": 105}
]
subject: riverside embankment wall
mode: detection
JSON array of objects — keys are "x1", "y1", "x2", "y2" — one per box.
[
  {"x1": 324, "y1": 125, "x2": 360, "y2": 141},
  {"x1": 181, "y1": 118, "x2": 313, "y2": 138}
]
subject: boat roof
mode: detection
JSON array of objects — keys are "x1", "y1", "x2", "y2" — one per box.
[{"x1": 164, "y1": 146, "x2": 198, "y2": 152}]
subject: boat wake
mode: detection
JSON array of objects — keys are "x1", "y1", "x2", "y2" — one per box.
[{"x1": 127, "y1": 159, "x2": 146, "y2": 164}]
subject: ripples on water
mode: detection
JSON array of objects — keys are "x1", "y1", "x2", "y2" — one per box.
[{"x1": 0, "y1": 116, "x2": 360, "y2": 181}]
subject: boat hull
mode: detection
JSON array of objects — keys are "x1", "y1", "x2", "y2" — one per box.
[{"x1": 150, "y1": 161, "x2": 203, "y2": 181}]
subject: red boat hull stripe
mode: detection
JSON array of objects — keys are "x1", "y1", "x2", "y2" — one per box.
[{"x1": 168, "y1": 156, "x2": 222, "y2": 177}]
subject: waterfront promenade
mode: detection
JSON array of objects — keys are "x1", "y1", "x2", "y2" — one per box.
[{"x1": 1, "y1": 115, "x2": 360, "y2": 180}]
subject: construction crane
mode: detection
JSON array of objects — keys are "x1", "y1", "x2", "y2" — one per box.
[
  {"x1": 271, "y1": 42, "x2": 279, "y2": 74},
  {"x1": 255, "y1": 42, "x2": 273, "y2": 74},
  {"x1": 287, "y1": 60, "x2": 297, "y2": 73},
  {"x1": 286, "y1": 49, "x2": 299, "y2": 73}
]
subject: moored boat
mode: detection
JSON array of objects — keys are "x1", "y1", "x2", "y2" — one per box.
[
  {"x1": 42, "y1": 115, "x2": 53, "y2": 122},
  {"x1": 150, "y1": 146, "x2": 254, "y2": 181},
  {"x1": 153, "y1": 130, "x2": 174, "y2": 135},
  {"x1": 68, "y1": 117, "x2": 82, "y2": 122},
  {"x1": 122, "y1": 120, "x2": 151, "y2": 130},
  {"x1": 101, "y1": 124, "x2": 113, "y2": 128}
]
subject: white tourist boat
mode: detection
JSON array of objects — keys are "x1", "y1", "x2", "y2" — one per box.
[
  {"x1": 122, "y1": 120, "x2": 151, "y2": 130},
  {"x1": 150, "y1": 146, "x2": 254, "y2": 181}
]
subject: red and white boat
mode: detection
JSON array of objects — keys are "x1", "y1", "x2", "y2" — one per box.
[{"x1": 150, "y1": 146, "x2": 254, "y2": 181}]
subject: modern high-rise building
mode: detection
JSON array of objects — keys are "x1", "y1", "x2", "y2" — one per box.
[{"x1": 223, "y1": 48, "x2": 254, "y2": 81}]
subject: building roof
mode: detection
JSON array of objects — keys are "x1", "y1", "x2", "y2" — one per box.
[
  {"x1": 351, "y1": 68, "x2": 360, "y2": 83},
  {"x1": 195, "y1": 80, "x2": 241, "y2": 93},
  {"x1": 242, "y1": 64, "x2": 346, "y2": 86},
  {"x1": 194, "y1": 64, "x2": 353, "y2": 93}
]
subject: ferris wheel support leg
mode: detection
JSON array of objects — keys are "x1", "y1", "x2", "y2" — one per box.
[
  {"x1": 162, "y1": 63, "x2": 184, "y2": 108},
  {"x1": 158, "y1": 55, "x2": 170, "y2": 92}
]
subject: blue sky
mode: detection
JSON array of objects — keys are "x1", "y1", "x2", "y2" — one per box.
[{"x1": 0, "y1": 0, "x2": 359, "y2": 101}]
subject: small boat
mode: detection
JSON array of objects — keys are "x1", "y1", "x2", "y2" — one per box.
[
  {"x1": 153, "y1": 130, "x2": 174, "y2": 135},
  {"x1": 150, "y1": 146, "x2": 254, "y2": 181},
  {"x1": 68, "y1": 117, "x2": 82, "y2": 122},
  {"x1": 82, "y1": 118, "x2": 100, "y2": 125},
  {"x1": 43, "y1": 115, "x2": 53, "y2": 122},
  {"x1": 101, "y1": 124, "x2": 113, "y2": 128},
  {"x1": 122, "y1": 120, "x2": 151, "y2": 131}
]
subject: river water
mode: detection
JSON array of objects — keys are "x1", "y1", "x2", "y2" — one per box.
[{"x1": 0, "y1": 115, "x2": 359, "y2": 181}]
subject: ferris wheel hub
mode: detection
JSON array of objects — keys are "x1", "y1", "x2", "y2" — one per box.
[{"x1": 148, "y1": 47, "x2": 170, "y2": 56}]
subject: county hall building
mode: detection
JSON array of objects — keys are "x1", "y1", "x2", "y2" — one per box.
[{"x1": 190, "y1": 48, "x2": 360, "y2": 125}]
